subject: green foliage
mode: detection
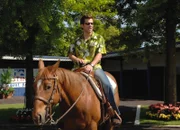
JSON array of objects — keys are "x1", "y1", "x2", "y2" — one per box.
[
  {"x1": 0, "y1": 0, "x2": 122, "y2": 57},
  {"x1": 0, "y1": 68, "x2": 13, "y2": 85},
  {"x1": 117, "y1": 0, "x2": 180, "y2": 48},
  {"x1": 0, "y1": 0, "x2": 65, "y2": 56},
  {"x1": 2, "y1": 0, "x2": 179, "y2": 57},
  {"x1": 0, "y1": 67, "x2": 14, "y2": 96}
]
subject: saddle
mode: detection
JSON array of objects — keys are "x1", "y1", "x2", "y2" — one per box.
[{"x1": 74, "y1": 68, "x2": 115, "y2": 125}]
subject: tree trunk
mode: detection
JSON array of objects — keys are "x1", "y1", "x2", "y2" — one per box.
[
  {"x1": 25, "y1": 24, "x2": 38, "y2": 108},
  {"x1": 164, "y1": 0, "x2": 177, "y2": 105},
  {"x1": 25, "y1": 54, "x2": 34, "y2": 109}
]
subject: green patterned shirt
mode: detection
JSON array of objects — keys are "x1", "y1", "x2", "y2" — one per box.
[{"x1": 69, "y1": 32, "x2": 107, "y2": 70}]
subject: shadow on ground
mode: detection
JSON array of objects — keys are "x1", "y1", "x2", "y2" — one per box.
[{"x1": 119, "y1": 105, "x2": 137, "y2": 125}]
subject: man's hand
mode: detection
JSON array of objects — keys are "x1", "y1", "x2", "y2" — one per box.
[
  {"x1": 84, "y1": 64, "x2": 93, "y2": 74},
  {"x1": 76, "y1": 58, "x2": 86, "y2": 66},
  {"x1": 69, "y1": 54, "x2": 86, "y2": 66}
]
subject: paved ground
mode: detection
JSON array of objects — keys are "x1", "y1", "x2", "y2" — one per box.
[
  {"x1": 0, "y1": 96, "x2": 25, "y2": 104},
  {"x1": 0, "y1": 97, "x2": 180, "y2": 130}
]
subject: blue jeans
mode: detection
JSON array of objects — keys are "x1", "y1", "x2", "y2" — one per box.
[{"x1": 94, "y1": 68, "x2": 120, "y2": 115}]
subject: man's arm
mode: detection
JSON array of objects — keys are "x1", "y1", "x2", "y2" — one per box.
[
  {"x1": 90, "y1": 53, "x2": 102, "y2": 67},
  {"x1": 68, "y1": 53, "x2": 86, "y2": 65}
]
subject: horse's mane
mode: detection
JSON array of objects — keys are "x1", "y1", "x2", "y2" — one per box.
[
  {"x1": 56, "y1": 68, "x2": 86, "y2": 88},
  {"x1": 34, "y1": 65, "x2": 85, "y2": 89}
]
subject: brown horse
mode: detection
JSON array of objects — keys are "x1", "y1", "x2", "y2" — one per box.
[{"x1": 32, "y1": 59, "x2": 121, "y2": 130}]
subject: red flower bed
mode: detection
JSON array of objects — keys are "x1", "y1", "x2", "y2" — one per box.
[{"x1": 146, "y1": 103, "x2": 180, "y2": 120}]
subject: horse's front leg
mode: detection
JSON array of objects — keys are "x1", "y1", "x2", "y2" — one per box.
[
  {"x1": 86, "y1": 120, "x2": 98, "y2": 130},
  {"x1": 63, "y1": 119, "x2": 87, "y2": 130}
]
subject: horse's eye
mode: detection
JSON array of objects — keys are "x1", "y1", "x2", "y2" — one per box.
[{"x1": 45, "y1": 85, "x2": 51, "y2": 90}]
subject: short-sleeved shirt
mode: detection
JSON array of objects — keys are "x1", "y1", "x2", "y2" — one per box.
[{"x1": 69, "y1": 32, "x2": 107, "y2": 70}]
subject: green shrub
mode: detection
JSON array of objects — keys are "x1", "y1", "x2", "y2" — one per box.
[
  {"x1": 0, "y1": 67, "x2": 13, "y2": 85},
  {"x1": 0, "y1": 68, "x2": 14, "y2": 96}
]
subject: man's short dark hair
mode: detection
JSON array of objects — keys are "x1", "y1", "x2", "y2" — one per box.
[{"x1": 80, "y1": 14, "x2": 94, "y2": 24}]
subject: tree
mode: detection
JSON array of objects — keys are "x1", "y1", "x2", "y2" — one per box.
[
  {"x1": 164, "y1": 0, "x2": 178, "y2": 105},
  {"x1": 0, "y1": 0, "x2": 68, "y2": 56},
  {"x1": 116, "y1": 0, "x2": 180, "y2": 105},
  {"x1": 0, "y1": 0, "x2": 122, "y2": 56},
  {"x1": 0, "y1": 0, "x2": 121, "y2": 108},
  {"x1": 0, "y1": 0, "x2": 66, "y2": 108}
]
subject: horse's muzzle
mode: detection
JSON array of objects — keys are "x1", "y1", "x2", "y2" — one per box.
[{"x1": 32, "y1": 111, "x2": 47, "y2": 125}]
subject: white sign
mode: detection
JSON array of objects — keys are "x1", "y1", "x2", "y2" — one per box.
[{"x1": 11, "y1": 69, "x2": 26, "y2": 88}]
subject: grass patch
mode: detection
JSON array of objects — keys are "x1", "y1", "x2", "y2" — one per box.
[
  {"x1": 0, "y1": 103, "x2": 24, "y2": 109},
  {"x1": 140, "y1": 106, "x2": 180, "y2": 126},
  {"x1": 0, "y1": 103, "x2": 25, "y2": 123}
]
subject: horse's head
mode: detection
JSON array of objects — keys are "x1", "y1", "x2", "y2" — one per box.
[{"x1": 32, "y1": 59, "x2": 61, "y2": 125}]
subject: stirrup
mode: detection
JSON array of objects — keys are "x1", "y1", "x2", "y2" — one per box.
[
  {"x1": 114, "y1": 110, "x2": 122, "y2": 121},
  {"x1": 112, "y1": 118, "x2": 122, "y2": 127},
  {"x1": 111, "y1": 111, "x2": 122, "y2": 126}
]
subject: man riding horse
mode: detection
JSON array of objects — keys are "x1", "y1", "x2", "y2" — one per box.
[{"x1": 68, "y1": 14, "x2": 122, "y2": 126}]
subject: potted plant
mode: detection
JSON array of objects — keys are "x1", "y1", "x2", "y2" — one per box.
[{"x1": 0, "y1": 68, "x2": 14, "y2": 99}]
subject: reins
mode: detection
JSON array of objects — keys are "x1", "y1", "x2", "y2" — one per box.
[{"x1": 52, "y1": 84, "x2": 85, "y2": 124}]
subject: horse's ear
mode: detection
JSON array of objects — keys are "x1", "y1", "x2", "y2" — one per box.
[
  {"x1": 53, "y1": 60, "x2": 60, "y2": 69},
  {"x1": 38, "y1": 59, "x2": 45, "y2": 69}
]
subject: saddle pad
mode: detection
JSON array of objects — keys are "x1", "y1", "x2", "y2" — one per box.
[
  {"x1": 107, "y1": 75, "x2": 116, "y2": 94},
  {"x1": 80, "y1": 72, "x2": 117, "y2": 100}
]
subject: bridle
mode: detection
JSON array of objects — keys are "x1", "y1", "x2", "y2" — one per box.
[
  {"x1": 34, "y1": 76, "x2": 60, "y2": 124},
  {"x1": 34, "y1": 75, "x2": 85, "y2": 125}
]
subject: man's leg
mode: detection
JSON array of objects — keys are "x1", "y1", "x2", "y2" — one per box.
[{"x1": 94, "y1": 69, "x2": 121, "y2": 116}]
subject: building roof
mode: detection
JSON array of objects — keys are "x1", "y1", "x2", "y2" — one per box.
[
  {"x1": 103, "y1": 42, "x2": 180, "y2": 59},
  {"x1": 2, "y1": 42, "x2": 180, "y2": 61},
  {"x1": 2, "y1": 55, "x2": 72, "y2": 62}
]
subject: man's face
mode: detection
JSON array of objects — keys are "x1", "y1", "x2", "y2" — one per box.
[{"x1": 81, "y1": 18, "x2": 94, "y2": 34}]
